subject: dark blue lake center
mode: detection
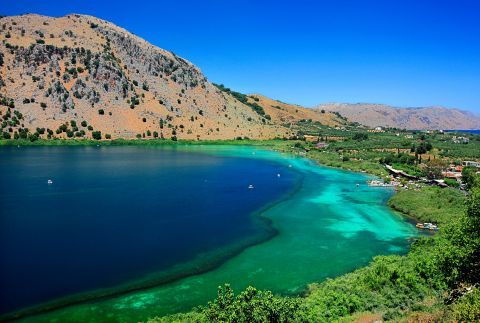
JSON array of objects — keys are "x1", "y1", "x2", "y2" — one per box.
[{"x1": 0, "y1": 146, "x2": 298, "y2": 315}]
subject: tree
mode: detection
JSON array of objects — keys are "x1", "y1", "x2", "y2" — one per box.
[
  {"x1": 105, "y1": 134, "x2": 111, "y2": 139},
  {"x1": 98, "y1": 109, "x2": 104, "y2": 115},
  {"x1": 92, "y1": 131, "x2": 102, "y2": 140},
  {"x1": 204, "y1": 284, "x2": 301, "y2": 322},
  {"x1": 462, "y1": 167, "x2": 478, "y2": 190},
  {"x1": 423, "y1": 159, "x2": 446, "y2": 180},
  {"x1": 353, "y1": 133, "x2": 368, "y2": 141},
  {"x1": 81, "y1": 121, "x2": 87, "y2": 127}
]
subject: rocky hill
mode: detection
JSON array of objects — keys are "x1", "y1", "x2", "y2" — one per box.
[
  {"x1": 315, "y1": 103, "x2": 480, "y2": 130},
  {"x1": 0, "y1": 14, "x2": 341, "y2": 141}
]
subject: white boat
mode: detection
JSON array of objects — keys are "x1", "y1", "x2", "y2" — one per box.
[
  {"x1": 47, "y1": 179, "x2": 53, "y2": 184},
  {"x1": 248, "y1": 184, "x2": 254, "y2": 189},
  {"x1": 277, "y1": 173, "x2": 281, "y2": 177}
]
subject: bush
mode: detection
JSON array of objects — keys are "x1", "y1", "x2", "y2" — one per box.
[
  {"x1": 204, "y1": 284, "x2": 302, "y2": 322},
  {"x1": 105, "y1": 134, "x2": 111, "y2": 139},
  {"x1": 353, "y1": 133, "x2": 368, "y2": 141},
  {"x1": 81, "y1": 121, "x2": 87, "y2": 127},
  {"x1": 87, "y1": 125, "x2": 93, "y2": 131},
  {"x1": 452, "y1": 288, "x2": 480, "y2": 322},
  {"x1": 98, "y1": 109, "x2": 104, "y2": 115},
  {"x1": 444, "y1": 178, "x2": 460, "y2": 188},
  {"x1": 40, "y1": 102, "x2": 47, "y2": 108}
]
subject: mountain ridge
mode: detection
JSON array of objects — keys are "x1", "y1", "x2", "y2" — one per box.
[{"x1": 314, "y1": 103, "x2": 480, "y2": 130}]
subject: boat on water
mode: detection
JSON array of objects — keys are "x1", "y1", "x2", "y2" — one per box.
[
  {"x1": 47, "y1": 179, "x2": 53, "y2": 184},
  {"x1": 416, "y1": 222, "x2": 439, "y2": 231},
  {"x1": 248, "y1": 184, "x2": 254, "y2": 189}
]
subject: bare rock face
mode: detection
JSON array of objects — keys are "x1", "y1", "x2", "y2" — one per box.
[
  {"x1": 0, "y1": 14, "x2": 294, "y2": 140},
  {"x1": 315, "y1": 103, "x2": 480, "y2": 130}
]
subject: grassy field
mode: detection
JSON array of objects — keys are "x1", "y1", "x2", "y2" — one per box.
[{"x1": 388, "y1": 187, "x2": 466, "y2": 225}]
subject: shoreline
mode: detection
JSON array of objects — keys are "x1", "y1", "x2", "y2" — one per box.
[{"x1": 0, "y1": 141, "x2": 421, "y2": 322}]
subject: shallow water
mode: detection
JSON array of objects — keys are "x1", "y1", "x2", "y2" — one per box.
[{"x1": 0, "y1": 145, "x2": 417, "y2": 322}]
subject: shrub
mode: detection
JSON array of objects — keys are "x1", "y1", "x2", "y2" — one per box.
[
  {"x1": 444, "y1": 178, "x2": 460, "y2": 188},
  {"x1": 40, "y1": 102, "x2": 47, "y2": 108},
  {"x1": 81, "y1": 121, "x2": 87, "y2": 127},
  {"x1": 87, "y1": 125, "x2": 93, "y2": 131},
  {"x1": 98, "y1": 109, "x2": 104, "y2": 115},
  {"x1": 105, "y1": 134, "x2": 111, "y2": 139},
  {"x1": 204, "y1": 284, "x2": 301, "y2": 322}
]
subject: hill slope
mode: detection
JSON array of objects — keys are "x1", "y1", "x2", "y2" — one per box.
[
  {"x1": 315, "y1": 103, "x2": 480, "y2": 130},
  {"x1": 0, "y1": 14, "x2": 307, "y2": 140}
]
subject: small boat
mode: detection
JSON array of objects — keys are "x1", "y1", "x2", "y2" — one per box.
[
  {"x1": 277, "y1": 173, "x2": 281, "y2": 177},
  {"x1": 416, "y1": 222, "x2": 439, "y2": 231},
  {"x1": 356, "y1": 183, "x2": 360, "y2": 187},
  {"x1": 288, "y1": 164, "x2": 292, "y2": 168},
  {"x1": 47, "y1": 179, "x2": 53, "y2": 184},
  {"x1": 248, "y1": 184, "x2": 254, "y2": 189}
]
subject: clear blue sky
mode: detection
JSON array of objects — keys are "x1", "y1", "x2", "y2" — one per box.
[{"x1": 2, "y1": 0, "x2": 480, "y2": 113}]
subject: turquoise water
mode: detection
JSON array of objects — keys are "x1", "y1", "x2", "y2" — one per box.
[{"x1": 0, "y1": 145, "x2": 417, "y2": 322}]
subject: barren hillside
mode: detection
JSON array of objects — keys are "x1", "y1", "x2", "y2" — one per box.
[{"x1": 0, "y1": 14, "x2": 303, "y2": 140}]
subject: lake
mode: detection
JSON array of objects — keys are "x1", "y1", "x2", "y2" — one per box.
[{"x1": 0, "y1": 145, "x2": 417, "y2": 321}]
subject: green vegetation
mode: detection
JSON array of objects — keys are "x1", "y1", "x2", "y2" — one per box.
[{"x1": 388, "y1": 187, "x2": 466, "y2": 225}]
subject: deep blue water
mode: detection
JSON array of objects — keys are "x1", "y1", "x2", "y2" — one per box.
[
  {"x1": 0, "y1": 146, "x2": 297, "y2": 315},
  {"x1": 444, "y1": 129, "x2": 480, "y2": 134}
]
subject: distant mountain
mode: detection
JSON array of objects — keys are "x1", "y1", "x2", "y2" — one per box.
[
  {"x1": 0, "y1": 14, "x2": 339, "y2": 140},
  {"x1": 315, "y1": 103, "x2": 480, "y2": 130}
]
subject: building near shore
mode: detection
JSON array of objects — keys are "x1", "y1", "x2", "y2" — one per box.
[{"x1": 463, "y1": 161, "x2": 480, "y2": 168}]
